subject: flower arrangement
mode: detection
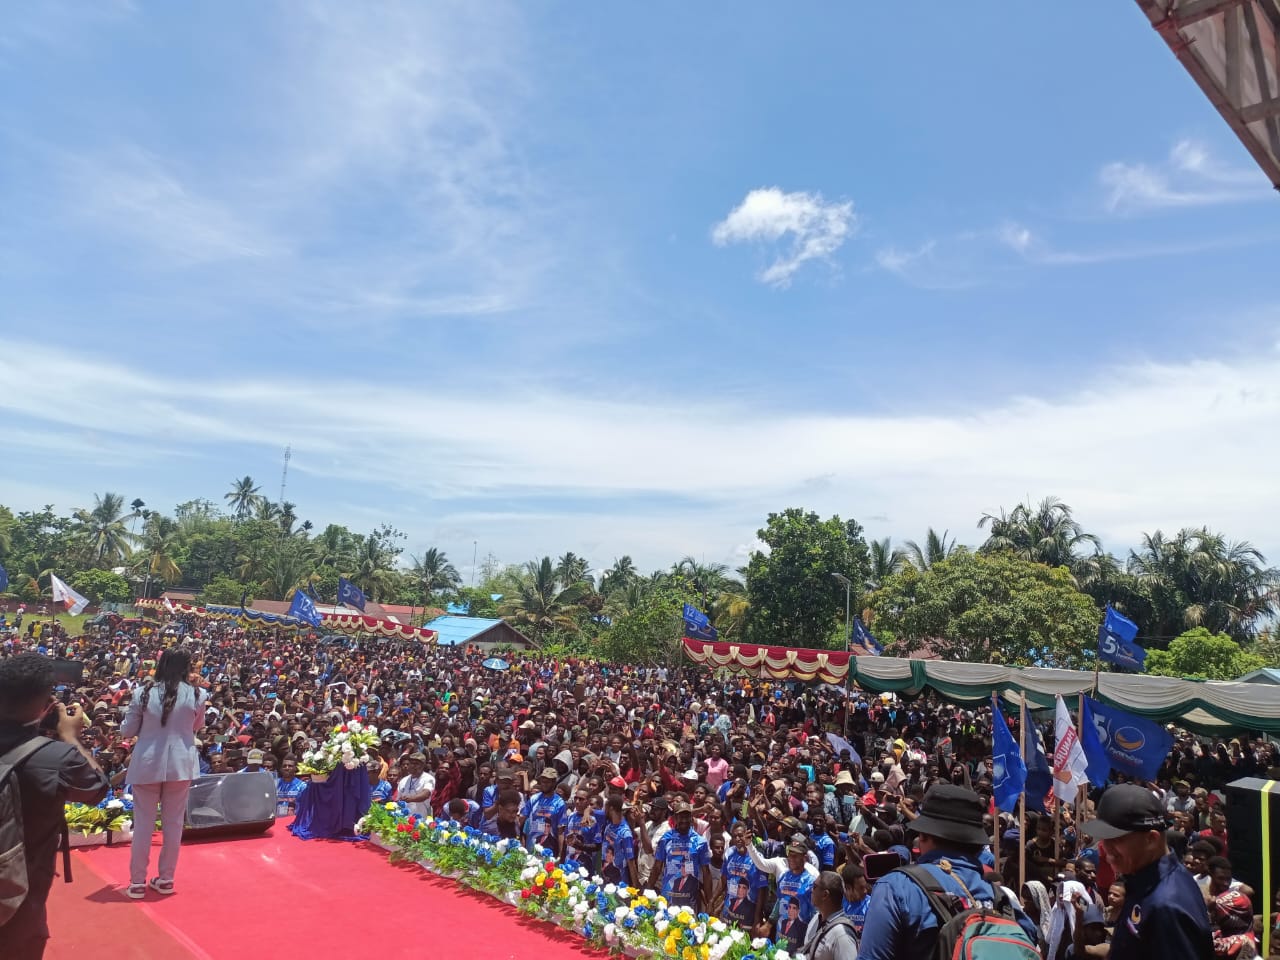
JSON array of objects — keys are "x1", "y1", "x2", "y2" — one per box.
[
  {"x1": 65, "y1": 795, "x2": 134, "y2": 835},
  {"x1": 360, "y1": 804, "x2": 794, "y2": 960},
  {"x1": 298, "y1": 719, "x2": 380, "y2": 775}
]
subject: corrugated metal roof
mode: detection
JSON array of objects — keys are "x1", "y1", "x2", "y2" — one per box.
[
  {"x1": 1240, "y1": 667, "x2": 1280, "y2": 684},
  {"x1": 423, "y1": 615, "x2": 505, "y2": 647}
]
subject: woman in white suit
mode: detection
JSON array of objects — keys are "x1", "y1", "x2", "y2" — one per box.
[{"x1": 120, "y1": 646, "x2": 205, "y2": 899}]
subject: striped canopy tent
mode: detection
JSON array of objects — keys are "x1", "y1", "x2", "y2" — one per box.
[
  {"x1": 681, "y1": 637, "x2": 1280, "y2": 734},
  {"x1": 137, "y1": 598, "x2": 438, "y2": 643}
]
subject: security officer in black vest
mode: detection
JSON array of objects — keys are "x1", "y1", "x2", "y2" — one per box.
[{"x1": 1081, "y1": 783, "x2": 1211, "y2": 959}]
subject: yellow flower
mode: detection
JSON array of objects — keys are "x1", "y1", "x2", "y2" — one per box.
[
  {"x1": 535, "y1": 872, "x2": 547, "y2": 885},
  {"x1": 384, "y1": 802, "x2": 398, "y2": 811},
  {"x1": 699, "y1": 946, "x2": 710, "y2": 960},
  {"x1": 682, "y1": 947, "x2": 698, "y2": 960},
  {"x1": 558, "y1": 883, "x2": 568, "y2": 897},
  {"x1": 552, "y1": 869, "x2": 564, "y2": 880},
  {"x1": 663, "y1": 936, "x2": 679, "y2": 957}
]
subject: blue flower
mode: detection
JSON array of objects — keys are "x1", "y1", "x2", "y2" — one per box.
[{"x1": 583, "y1": 921, "x2": 594, "y2": 937}]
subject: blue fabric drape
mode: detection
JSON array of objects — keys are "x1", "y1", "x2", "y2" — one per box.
[{"x1": 289, "y1": 765, "x2": 373, "y2": 840}]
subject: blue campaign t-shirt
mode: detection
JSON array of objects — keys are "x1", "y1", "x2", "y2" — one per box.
[
  {"x1": 844, "y1": 892, "x2": 872, "y2": 936},
  {"x1": 721, "y1": 850, "x2": 769, "y2": 926},
  {"x1": 520, "y1": 792, "x2": 566, "y2": 851},
  {"x1": 601, "y1": 820, "x2": 635, "y2": 880},
  {"x1": 563, "y1": 809, "x2": 602, "y2": 863},
  {"x1": 775, "y1": 871, "x2": 816, "y2": 952},
  {"x1": 654, "y1": 828, "x2": 710, "y2": 907},
  {"x1": 813, "y1": 833, "x2": 836, "y2": 867}
]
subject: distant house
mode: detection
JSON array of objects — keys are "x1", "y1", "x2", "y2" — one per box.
[
  {"x1": 1240, "y1": 667, "x2": 1280, "y2": 685},
  {"x1": 422, "y1": 615, "x2": 535, "y2": 650}
]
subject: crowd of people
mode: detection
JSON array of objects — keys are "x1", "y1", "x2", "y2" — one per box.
[{"x1": 2, "y1": 608, "x2": 1279, "y2": 959}]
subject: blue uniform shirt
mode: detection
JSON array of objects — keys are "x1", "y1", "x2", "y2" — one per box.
[
  {"x1": 1110, "y1": 851, "x2": 1212, "y2": 960},
  {"x1": 858, "y1": 850, "x2": 1041, "y2": 960},
  {"x1": 812, "y1": 832, "x2": 836, "y2": 868},
  {"x1": 843, "y1": 892, "x2": 872, "y2": 936}
]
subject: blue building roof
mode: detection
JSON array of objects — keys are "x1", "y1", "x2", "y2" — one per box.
[{"x1": 425, "y1": 615, "x2": 506, "y2": 647}]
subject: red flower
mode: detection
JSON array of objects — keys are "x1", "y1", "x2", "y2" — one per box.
[
  {"x1": 543, "y1": 876, "x2": 555, "y2": 890},
  {"x1": 521, "y1": 889, "x2": 532, "y2": 900},
  {"x1": 411, "y1": 831, "x2": 420, "y2": 841},
  {"x1": 544, "y1": 861, "x2": 556, "y2": 873},
  {"x1": 396, "y1": 823, "x2": 408, "y2": 833},
  {"x1": 340, "y1": 725, "x2": 349, "y2": 733}
]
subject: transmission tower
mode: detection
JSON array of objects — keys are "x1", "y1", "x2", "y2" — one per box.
[{"x1": 280, "y1": 445, "x2": 291, "y2": 505}]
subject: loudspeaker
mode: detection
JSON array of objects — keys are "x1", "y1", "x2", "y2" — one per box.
[
  {"x1": 184, "y1": 771, "x2": 277, "y2": 837},
  {"x1": 1223, "y1": 776, "x2": 1279, "y2": 904}
]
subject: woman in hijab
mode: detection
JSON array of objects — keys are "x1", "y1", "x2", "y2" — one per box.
[{"x1": 120, "y1": 646, "x2": 205, "y2": 899}]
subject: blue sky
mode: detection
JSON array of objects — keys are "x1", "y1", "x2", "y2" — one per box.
[{"x1": 2, "y1": 2, "x2": 1279, "y2": 581}]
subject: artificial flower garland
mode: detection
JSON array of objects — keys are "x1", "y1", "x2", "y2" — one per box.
[
  {"x1": 299, "y1": 718, "x2": 380, "y2": 775},
  {"x1": 359, "y1": 803, "x2": 798, "y2": 960}
]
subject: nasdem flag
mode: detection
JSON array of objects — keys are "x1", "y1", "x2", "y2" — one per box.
[
  {"x1": 991, "y1": 696, "x2": 1026, "y2": 813},
  {"x1": 682, "y1": 603, "x2": 718, "y2": 642},
  {"x1": 1080, "y1": 696, "x2": 1173, "y2": 783},
  {"x1": 851, "y1": 618, "x2": 884, "y2": 656},
  {"x1": 337, "y1": 577, "x2": 367, "y2": 612},
  {"x1": 288, "y1": 589, "x2": 323, "y2": 628},
  {"x1": 1022, "y1": 703, "x2": 1052, "y2": 815},
  {"x1": 1098, "y1": 605, "x2": 1145, "y2": 671}
]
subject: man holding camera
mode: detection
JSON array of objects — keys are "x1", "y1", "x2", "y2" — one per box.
[{"x1": 0, "y1": 654, "x2": 109, "y2": 960}]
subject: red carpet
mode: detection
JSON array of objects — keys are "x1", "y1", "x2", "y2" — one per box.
[{"x1": 46, "y1": 821, "x2": 609, "y2": 960}]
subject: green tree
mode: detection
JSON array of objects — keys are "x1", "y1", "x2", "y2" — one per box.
[
  {"x1": 867, "y1": 538, "x2": 906, "y2": 590},
  {"x1": 745, "y1": 509, "x2": 871, "y2": 649},
  {"x1": 554, "y1": 552, "x2": 591, "y2": 586},
  {"x1": 75, "y1": 492, "x2": 136, "y2": 565},
  {"x1": 500, "y1": 557, "x2": 588, "y2": 641},
  {"x1": 225, "y1": 476, "x2": 263, "y2": 520},
  {"x1": 135, "y1": 515, "x2": 182, "y2": 585},
  {"x1": 978, "y1": 496, "x2": 1103, "y2": 585},
  {"x1": 451, "y1": 587, "x2": 499, "y2": 618},
  {"x1": 903, "y1": 528, "x2": 957, "y2": 571},
  {"x1": 599, "y1": 580, "x2": 693, "y2": 664},
  {"x1": 409, "y1": 548, "x2": 461, "y2": 601},
  {"x1": 69, "y1": 568, "x2": 132, "y2": 605},
  {"x1": 1128, "y1": 528, "x2": 1279, "y2": 644},
  {"x1": 867, "y1": 549, "x2": 1099, "y2": 668},
  {"x1": 599, "y1": 556, "x2": 638, "y2": 596},
  {"x1": 199, "y1": 576, "x2": 254, "y2": 606},
  {"x1": 1145, "y1": 627, "x2": 1267, "y2": 680}
]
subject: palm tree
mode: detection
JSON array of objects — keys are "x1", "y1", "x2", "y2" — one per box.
[
  {"x1": 263, "y1": 539, "x2": 312, "y2": 601},
  {"x1": 867, "y1": 538, "x2": 906, "y2": 589},
  {"x1": 599, "y1": 556, "x2": 637, "y2": 595},
  {"x1": 978, "y1": 496, "x2": 1102, "y2": 583},
  {"x1": 225, "y1": 477, "x2": 263, "y2": 520},
  {"x1": 409, "y1": 548, "x2": 461, "y2": 600},
  {"x1": 903, "y1": 528, "x2": 956, "y2": 571},
  {"x1": 554, "y1": 552, "x2": 591, "y2": 586},
  {"x1": 500, "y1": 557, "x2": 589, "y2": 641},
  {"x1": 253, "y1": 499, "x2": 281, "y2": 523},
  {"x1": 278, "y1": 501, "x2": 298, "y2": 536},
  {"x1": 75, "y1": 492, "x2": 136, "y2": 565},
  {"x1": 1128, "y1": 527, "x2": 1279, "y2": 643},
  {"x1": 313, "y1": 524, "x2": 357, "y2": 570},
  {"x1": 133, "y1": 515, "x2": 182, "y2": 593},
  {"x1": 348, "y1": 535, "x2": 398, "y2": 600}
]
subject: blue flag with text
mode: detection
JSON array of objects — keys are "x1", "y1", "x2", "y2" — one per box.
[
  {"x1": 1080, "y1": 695, "x2": 1173, "y2": 784},
  {"x1": 337, "y1": 577, "x2": 367, "y2": 612},
  {"x1": 682, "y1": 603, "x2": 717, "y2": 642},
  {"x1": 991, "y1": 696, "x2": 1027, "y2": 813},
  {"x1": 851, "y1": 618, "x2": 884, "y2": 656},
  {"x1": 288, "y1": 589, "x2": 323, "y2": 627},
  {"x1": 1022, "y1": 703, "x2": 1052, "y2": 815},
  {"x1": 1098, "y1": 605, "x2": 1145, "y2": 671}
]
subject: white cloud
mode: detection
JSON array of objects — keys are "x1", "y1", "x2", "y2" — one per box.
[
  {"x1": 712, "y1": 187, "x2": 855, "y2": 287},
  {"x1": 1100, "y1": 139, "x2": 1268, "y2": 213},
  {"x1": 6, "y1": 337, "x2": 1280, "y2": 567}
]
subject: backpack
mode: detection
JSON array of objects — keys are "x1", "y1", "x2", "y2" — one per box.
[
  {"x1": 0, "y1": 736, "x2": 63, "y2": 928},
  {"x1": 898, "y1": 862, "x2": 1042, "y2": 960}
]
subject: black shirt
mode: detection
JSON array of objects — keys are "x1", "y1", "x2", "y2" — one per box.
[{"x1": 0, "y1": 722, "x2": 108, "y2": 943}]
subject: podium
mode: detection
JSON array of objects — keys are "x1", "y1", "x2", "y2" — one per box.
[{"x1": 288, "y1": 765, "x2": 374, "y2": 840}]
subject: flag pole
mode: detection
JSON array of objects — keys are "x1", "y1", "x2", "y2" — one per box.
[
  {"x1": 1018, "y1": 699, "x2": 1027, "y2": 896},
  {"x1": 991, "y1": 693, "x2": 1001, "y2": 880},
  {"x1": 1076, "y1": 693, "x2": 1087, "y2": 836}
]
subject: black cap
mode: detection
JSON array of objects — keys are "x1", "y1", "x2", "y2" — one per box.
[
  {"x1": 906, "y1": 784, "x2": 989, "y2": 846},
  {"x1": 1080, "y1": 784, "x2": 1166, "y2": 840}
]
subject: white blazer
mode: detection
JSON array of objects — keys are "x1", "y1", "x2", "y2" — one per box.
[{"x1": 121, "y1": 681, "x2": 206, "y2": 784}]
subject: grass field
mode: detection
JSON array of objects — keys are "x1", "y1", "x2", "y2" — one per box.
[{"x1": 5, "y1": 612, "x2": 89, "y2": 635}]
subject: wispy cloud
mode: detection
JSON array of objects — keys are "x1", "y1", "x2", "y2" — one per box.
[
  {"x1": 6, "y1": 337, "x2": 1280, "y2": 565},
  {"x1": 1099, "y1": 138, "x2": 1269, "y2": 213},
  {"x1": 712, "y1": 187, "x2": 856, "y2": 287}
]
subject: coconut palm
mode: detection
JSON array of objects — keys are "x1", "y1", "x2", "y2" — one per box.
[
  {"x1": 599, "y1": 556, "x2": 637, "y2": 595},
  {"x1": 75, "y1": 492, "x2": 136, "y2": 565},
  {"x1": 500, "y1": 557, "x2": 588, "y2": 640},
  {"x1": 253, "y1": 499, "x2": 281, "y2": 523},
  {"x1": 348, "y1": 535, "x2": 398, "y2": 600},
  {"x1": 263, "y1": 539, "x2": 312, "y2": 601},
  {"x1": 1128, "y1": 527, "x2": 1280, "y2": 642},
  {"x1": 225, "y1": 477, "x2": 263, "y2": 520},
  {"x1": 409, "y1": 548, "x2": 461, "y2": 600},
  {"x1": 313, "y1": 524, "x2": 357, "y2": 570},
  {"x1": 554, "y1": 552, "x2": 591, "y2": 586},
  {"x1": 978, "y1": 496, "x2": 1102, "y2": 584},
  {"x1": 278, "y1": 501, "x2": 298, "y2": 536},
  {"x1": 903, "y1": 528, "x2": 956, "y2": 571},
  {"x1": 867, "y1": 538, "x2": 906, "y2": 589}
]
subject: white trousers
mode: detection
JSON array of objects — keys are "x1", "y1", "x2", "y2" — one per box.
[{"x1": 129, "y1": 780, "x2": 191, "y2": 885}]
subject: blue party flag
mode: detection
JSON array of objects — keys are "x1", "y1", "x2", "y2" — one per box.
[
  {"x1": 1080, "y1": 696, "x2": 1173, "y2": 783},
  {"x1": 851, "y1": 617, "x2": 884, "y2": 656},
  {"x1": 1098, "y1": 605, "x2": 1145, "y2": 671},
  {"x1": 287, "y1": 589, "x2": 323, "y2": 627},
  {"x1": 0, "y1": 563, "x2": 7, "y2": 593},
  {"x1": 991, "y1": 696, "x2": 1027, "y2": 813},
  {"x1": 682, "y1": 603, "x2": 718, "y2": 641},
  {"x1": 1022, "y1": 702, "x2": 1052, "y2": 815},
  {"x1": 337, "y1": 576, "x2": 367, "y2": 612}
]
